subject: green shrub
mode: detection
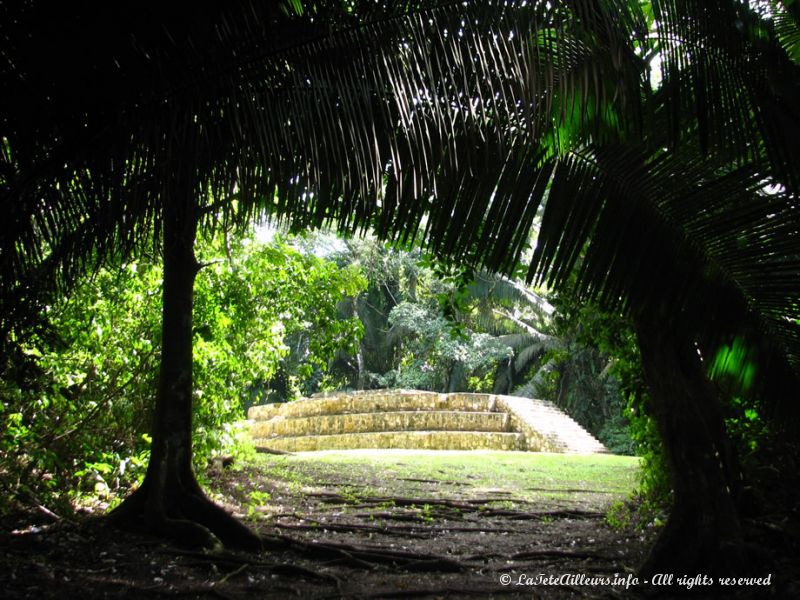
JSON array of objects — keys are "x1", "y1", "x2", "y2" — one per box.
[{"x1": 0, "y1": 231, "x2": 365, "y2": 514}]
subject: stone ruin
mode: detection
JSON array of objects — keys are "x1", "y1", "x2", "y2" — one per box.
[{"x1": 248, "y1": 389, "x2": 607, "y2": 454}]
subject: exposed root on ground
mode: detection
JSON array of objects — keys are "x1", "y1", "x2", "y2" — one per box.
[
  {"x1": 108, "y1": 479, "x2": 262, "y2": 552},
  {"x1": 261, "y1": 532, "x2": 466, "y2": 571}
]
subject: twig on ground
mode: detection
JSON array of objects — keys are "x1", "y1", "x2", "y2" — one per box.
[
  {"x1": 217, "y1": 563, "x2": 248, "y2": 584},
  {"x1": 483, "y1": 508, "x2": 605, "y2": 519},
  {"x1": 526, "y1": 487, "x2": 615, "y2": 494},
  {"x1": 352, "y1": 511, "x2": 431, "y2": 522},
  {"x1": 397, "y1": 478, "x2": 467, "y2": 486}
]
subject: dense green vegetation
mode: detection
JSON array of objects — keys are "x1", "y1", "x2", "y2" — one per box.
[
  {"x1": 319, "y1": 235, "x2": 645, "y2": 454},
  {"x1": 0, "y1": 232, "x2": 365, "y2": 513},
  {"x1": 2, "y1": 225, "x2": 675, "y2": 526},
  {"x1": 0, "y1": 223, "x2": 780, "y2": 548}
]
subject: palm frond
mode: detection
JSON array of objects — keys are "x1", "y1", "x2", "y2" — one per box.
[
  {"x1": 651, "y1": 0, "x2": 800, "y2": 190},
  {"x1": 1, "y1": 1, "x2": 646, "y2": 313},
  {"x1": 773, "y1": 0, "x2": 800, "y2": 64},
  {"x1": 468, "y1": 270, "x2": 554, "y2": 313},
  {"x1": 527, "y1": 143, "x2": 800, "y2": 417},
  {"x1": 497, "y1": 331, "x2": 558, "y2": 373},
  {"x1": 3, "y1": 1, "x2": 799, "y2": 420}
]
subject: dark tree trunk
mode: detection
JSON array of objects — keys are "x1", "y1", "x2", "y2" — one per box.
[
  {"x1": 353, "y1": 296, "x2": 366, "y2": 389},
  {"x1": 110, "y1": 181, "x2": 260, "y2": 551},
  {"x1": 635, "y1": 313, "x2": 748, "y2": 577},
  {"x1": 446, "y1": 361, "x2": 467, "y2": 393}
]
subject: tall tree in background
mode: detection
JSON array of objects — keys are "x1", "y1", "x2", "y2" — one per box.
[{"x1": 2, "y1": 0, "x2": 799, "y2": 575}]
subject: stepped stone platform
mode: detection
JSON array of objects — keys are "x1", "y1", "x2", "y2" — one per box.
[{"x1": 248, "y1": 389, "x2": 607, "y2": 454}]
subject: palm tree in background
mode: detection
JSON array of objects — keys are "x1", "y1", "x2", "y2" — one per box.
[
  {"x1": 462, "y1": 270, "x2": 557, "y2": 394},
  {"x1": 2, "y1": 0, "x2": 799, "y2": 575}
]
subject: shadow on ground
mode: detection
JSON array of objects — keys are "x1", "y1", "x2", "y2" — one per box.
[{"x1": 2, "y1": 450, "x2": 657, "y2": 599}]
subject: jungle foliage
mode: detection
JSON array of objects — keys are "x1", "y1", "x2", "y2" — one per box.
[
  {"x1": 313, "y1": 234, "x2": 643, "y2": 457},
  {"x1": 0, "y1": 231, "x2": 364, "y2": 515},
  {"x1": 1, "y1": 228, "x2": 657, "y2": 516}
]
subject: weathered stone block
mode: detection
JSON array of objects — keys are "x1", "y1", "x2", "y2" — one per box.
[
  {"x1": 251, "y1": 410, "x2": 508, "y2": 438},
  {"x1": 249, "y1": 389, "x2": 607, "y2": 454},
  {"x1": 253, "y1": 431, "x2": 525, "y2": 452}
]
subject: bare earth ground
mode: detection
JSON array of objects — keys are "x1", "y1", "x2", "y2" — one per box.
[
  {"x1": 7, "y1": 445, "x2": 787, "y2": 600},
  {"x1": 1, "y1": 450, "x2": 664, "y2": 599},
  {"x1": 2, "y1": 449, "x2": 794, "y2": 598}
]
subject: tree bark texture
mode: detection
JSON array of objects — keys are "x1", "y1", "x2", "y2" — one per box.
[
  {"x1": 110, "y1": 179, "x2": 259, "y2": 551},
  {"x1": 635, "y1": 313, "x2": 749, "y2": 577}
]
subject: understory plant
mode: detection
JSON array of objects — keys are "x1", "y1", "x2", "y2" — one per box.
[{"x1": 0, "y1": 231, "x2": 364, "y2": 514}]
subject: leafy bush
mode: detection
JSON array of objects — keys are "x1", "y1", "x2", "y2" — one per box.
[
  {"x1": 1, "y1": 260, "x2": 162, "y2": 514},
  {"x1": 0, "y1": 231, "x2": 365, "y2": 514}
]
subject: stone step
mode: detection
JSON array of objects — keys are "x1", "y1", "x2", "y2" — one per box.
[
  {"x1": 494, "y1": 395, "x2": 607, "y2": 454},
  {"x1": 252, "y1": 410, "x2": 508, "y2": 438},
  {"x1": 253, "y1": 431, "x2": 526, "y2": 452},
  {"x1": 248, "y1": 390, "x2": 609, "y2": 454},
  {"x1": 248, "y1": 390, "x2": 495, "y2": 421}
]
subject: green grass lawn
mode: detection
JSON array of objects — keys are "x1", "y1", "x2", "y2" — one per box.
[{"x1": 244, "y1": 449, "x2": 640, "y2": 506}]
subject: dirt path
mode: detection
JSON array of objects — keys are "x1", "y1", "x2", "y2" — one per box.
[{"x1": 2, "y1": 450, "x2": 654, "y2": 599}]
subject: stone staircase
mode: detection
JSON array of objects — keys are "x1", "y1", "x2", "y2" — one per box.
[{"x1": 248, "y1": 389, "x2": 607, "y2": 454}]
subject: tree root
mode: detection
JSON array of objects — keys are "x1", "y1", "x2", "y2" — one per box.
[
  {"x1": 160, "y1": 546, "x2": 341, "y2": 584},
  {"x1": 276, "y1": 519, "x2": 523, "y2": 537},
  {"x1": 259, "y1": 533, "x2": 466, "y2": 572},
  {"x1": 308, "y1": 492, "x2": 475, "y2": 509},
  {"x1": 509, "y1": 549, "x2": 618, "y2": 561},
  {"x1": 397, "y1": 477, "x2": 468, "y2": 486},
  {"x1": 483, "y1": 508, "x2": 605, "y2": 520},
  {"x1": 108, "y1": 482, "x2": 261, "y2": 552},
  {"x1": 274, "y1": 520, "x2": 431, "y2": 538},
  {"x1": 352, "y1": 511, "x2": 429, "y2": 522},
  {"x1": 307, "y1": 492, "x2": 602, "y2": 522},
  {"x1": 637, "y1": 502, "x2": 757, "y2": 579},
  {"x1": 359, "y1": 585, "x2": 531, "y2": 598},
  {"x1": 309, "y1": 492, "x2": 535, "y2": 513},
  {"x1": 525, "y1": 486, "x2": 615, "y2": 494}
]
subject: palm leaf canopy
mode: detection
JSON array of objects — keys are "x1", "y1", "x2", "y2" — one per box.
[
  {"x1": 1, "y1": 0, "x2": 641, "y2": 321},
  {"x1": 525, "y1": 1, "x2": 800, "y2": 417},
  {"x1": 1, "y1": 2, "x2": 799, "y2": 411}
]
